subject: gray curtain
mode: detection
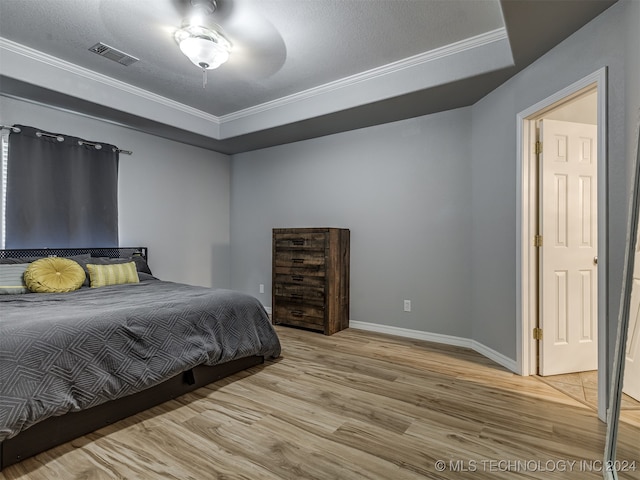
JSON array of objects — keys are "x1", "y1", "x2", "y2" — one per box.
[{"x1": 5, "y1": 125, "x2": 119, "y2": 248}]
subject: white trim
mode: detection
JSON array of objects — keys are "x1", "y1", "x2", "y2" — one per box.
[
  {"x1": 2, "y1": 30, "x2": 511, "y2": 142},
  {"x1": 470, "y1": 340, "x2": 519, "y2": 373},
  {"x1": 0, "y1": 37, "x2": 221, "y2": 125},
  {"x1": 263, "y1": 306, "x2": 272, "y2": 315},
  {"x1": 349, "y1": 320, "x2": 518, "y2": 373},
  {"x1": 515, "y1": 67, "x2": 608, "y2": 421},
  {"x1": 220, "y1": 28, "x2": 508, "y2": 123},
  {"x1": 1, "y1": 28, "x2": 507, "y2": 134},
  {"x1": 349, "y1": 320, "x2": 471, "y2": 347}
]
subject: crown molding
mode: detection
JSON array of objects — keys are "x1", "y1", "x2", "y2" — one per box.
[
  {"x1": 0, "y1": 37, "x2": 221, "y2": 126},
  {"x1": 219, "y1": 28, "x2": 508, "y2": 123},
  {"x1": 1, "y1": 28, "x2": 508, "y2": 137}
]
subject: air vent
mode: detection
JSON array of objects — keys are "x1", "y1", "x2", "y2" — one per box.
[{"x1": 88, "y1": 42, "x2": 139, "y2": 66}]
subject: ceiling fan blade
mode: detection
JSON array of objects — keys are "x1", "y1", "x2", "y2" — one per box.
[
  {"x1": 214, "y1": 0, "x2": 286, "y2": 78},
  {"x1": 168, "y1": 0, "x2": 194, "y2": 19}
]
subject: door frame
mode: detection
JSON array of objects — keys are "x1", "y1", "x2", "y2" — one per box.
[{"x1": 516, "y1": 67, "x2": 608, "y2": 420}]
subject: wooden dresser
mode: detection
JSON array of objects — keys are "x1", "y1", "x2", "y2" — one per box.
[{"x1": 272, "y1": 228, "x2": 350, "y2": 335}]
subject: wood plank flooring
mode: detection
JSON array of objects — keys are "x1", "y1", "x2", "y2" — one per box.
[{"x1": 1, "y1": 326, "x2": 638, "y2": 479}]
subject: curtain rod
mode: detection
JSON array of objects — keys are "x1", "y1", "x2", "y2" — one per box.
[{"x1": 0, "y1": 124, "x2": 132, "y2": 155}]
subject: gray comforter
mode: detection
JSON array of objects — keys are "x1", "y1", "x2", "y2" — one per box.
[{"x1": 0, "y1": 278, "x2": 281, "y2": 441}]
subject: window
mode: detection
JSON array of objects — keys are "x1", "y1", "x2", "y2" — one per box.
[
  {"x1": 1, "y1": 130, "x2": 8, "y2": 249},
  {"x1": 3, "y1": 125, "x2": 119, "y2": 249}
]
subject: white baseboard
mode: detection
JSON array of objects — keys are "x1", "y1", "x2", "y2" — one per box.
[
  {"x1": 349, "y1": 320, "x2": 472, "y2": 347},
  {"x1": 349, "y1": 320, "x2": 518, "y2": 374},
  {"x1": 470, "y1": 339, "x2": 518, "y2": 373}
]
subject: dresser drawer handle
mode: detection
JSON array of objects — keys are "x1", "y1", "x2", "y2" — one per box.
[
  {"x1": 292, "y1": 258, "x2": 305, "y2": 264},
  {"x1": 291, "y1": 275, "x2": 304, "y2": 282},
  {"x1": 291, "y1": 238, "x2": 306, "y2": 246},
  {"x1": 290, "y1": 293, "x2": 303, "y2": 299},
  {"x1": 291, "y1": 310, "x2": 305, "y2": 317}
]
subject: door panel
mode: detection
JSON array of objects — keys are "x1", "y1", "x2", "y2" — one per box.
[{"x1": 539, "y1": 119, "x2": 598, "y2": 376}]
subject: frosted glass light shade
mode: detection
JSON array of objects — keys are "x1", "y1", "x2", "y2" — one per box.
[{"x1": 175, "y1": 25, "x2": 231, "y2": 70}]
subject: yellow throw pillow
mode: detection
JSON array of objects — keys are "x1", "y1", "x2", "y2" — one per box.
[
  {"x1": 87, "y1": 261, "x2": 139, "y2": 288},
  {"x1": 24, "y1": 257, "x2": 86, "y2": 293}
]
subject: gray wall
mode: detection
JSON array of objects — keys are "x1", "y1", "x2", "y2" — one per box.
[
  {"x1": 544, "y1": 91, "x2": 597, "y2": 124},
  {"x1": 231, "y1": 0, "x2": 640, "y2": 369},
  {"x1": 470, "y1": 0, "x2": 639, "y2": 363},
  {"x1": 0, "y1": 96, "x2": 232, "y2": 288},
  {"x1": 231, "y1": 107, "x2": 473, "y2": 338}
]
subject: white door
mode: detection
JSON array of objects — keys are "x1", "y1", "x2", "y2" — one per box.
[
  {"x1": 539, "y1": 119, "x2": 598, "y2": 376},
  {"x1": 624, "y1": 221, "x2": 640, "y2": 401}
]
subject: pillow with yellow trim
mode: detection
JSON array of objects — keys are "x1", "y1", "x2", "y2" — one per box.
[
  {"x1": 87, "y1": 261, "x2": 139, "y2": 288},
  {"x1": 24, "y1": 258, "x2": 86, "y2": 293}
]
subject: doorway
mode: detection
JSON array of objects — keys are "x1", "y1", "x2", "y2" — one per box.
[{"x1": 517, "y1": 68, "x2": 607, "y2": 420}]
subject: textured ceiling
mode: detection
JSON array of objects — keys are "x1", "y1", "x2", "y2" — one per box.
[
  {"x1": 0, "y1": 0, "x2": 617, "y2": 154},
  {"x1": 0, "y1": 0, "x2": 504, "y2": 116}
]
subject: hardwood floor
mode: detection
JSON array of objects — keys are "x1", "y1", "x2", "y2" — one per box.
[{"x1": 2, "y1": 326, "x2": 638, "y2": 479}]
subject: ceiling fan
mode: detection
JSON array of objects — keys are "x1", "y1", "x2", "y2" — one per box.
[
  {"x1": 174, "y1": 0, "x2": 231, "y2": 86},
  {"x1": 171, "y1": 0, "x2": 286, "y2": 87}
]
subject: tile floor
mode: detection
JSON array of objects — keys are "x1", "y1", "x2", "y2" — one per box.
[{"x1": 537, "y1": 370, "x2": 640, "y2": 427}]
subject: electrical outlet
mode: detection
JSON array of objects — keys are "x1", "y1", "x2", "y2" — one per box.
[
  {"x1": 403, "y1": 299, "x2": 411, "y2": 312},
  {"x1": 259, "y1": 284, "x2": 265, "y2": 294}
]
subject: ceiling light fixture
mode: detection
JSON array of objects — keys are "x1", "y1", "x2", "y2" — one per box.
[{"x1": 174, "y1": 0, "x2": 231, "y2": 87}]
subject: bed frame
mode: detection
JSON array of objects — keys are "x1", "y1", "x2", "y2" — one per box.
[
  {"x1": 0, "y1": 247, "x2": 266, "y2": 470},
  {"x1": 0, "y1": 246, "x2": 149, "y2": 262}
]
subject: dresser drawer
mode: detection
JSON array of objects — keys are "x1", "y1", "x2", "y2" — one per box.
[
  {"x1": 274, "y1": 264, "x2": 324, "y2": 276},
  {"x1": 273, "y1": 232, "x2": 326, "y2": 250},
  {"x1": 274, "y1": 283, "x2": 325, "y2": 306},
  {"x1": 274, "y1": 250, "x2": 325, "y2": 269},
  {"x1": 274, "y1": 273, "x2": 326, "y2": 288},
  {"x1": 273, "y1": 304, "x2": 325, "y2": 330}
]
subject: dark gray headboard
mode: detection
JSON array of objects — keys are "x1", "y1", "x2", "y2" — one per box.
[{"x1": 0, "y1": 247, "x2": 147, "y2": 261}]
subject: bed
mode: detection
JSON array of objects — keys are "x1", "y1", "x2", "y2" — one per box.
[{"x1": 0, "y1": 247, "x2": 281, "y2": 469}]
